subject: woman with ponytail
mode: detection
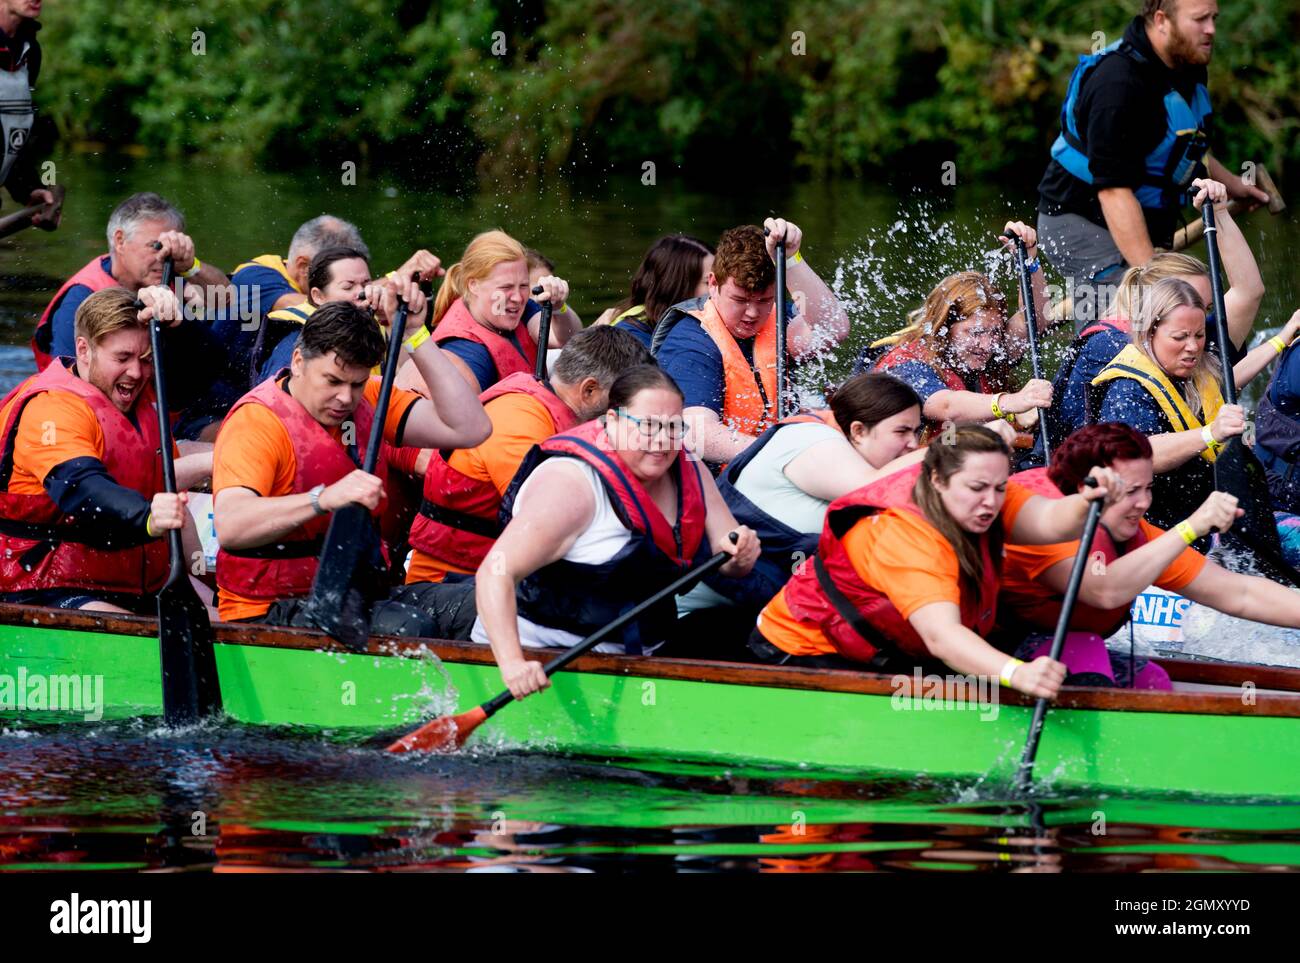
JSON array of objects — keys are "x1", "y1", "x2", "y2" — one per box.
[
  {"x1": 755, "y1": 425, "x2": 1118, "y2": 700},
  {"x1": 402, "y1": 230, "x2": 579, "y2": 395}
]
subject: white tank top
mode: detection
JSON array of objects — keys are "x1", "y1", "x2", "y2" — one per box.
[{"x1": 470, "y1": 458, "x2": 648, "y2": 653}]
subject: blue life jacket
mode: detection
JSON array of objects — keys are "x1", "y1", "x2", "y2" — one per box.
[
  {"x1": 1050, "y1": 40, "x2": 1212, "y2": 211},
  {"x1": 703, "y1": 418, "x2": 827, "y2": 609},
  {"x1": 499, "y1": 420, "x2": 709, "y2": 654}
]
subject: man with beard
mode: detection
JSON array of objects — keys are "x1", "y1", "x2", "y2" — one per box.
[
  {"x1": 0, "y1": 286, "x2": 212, "y2": 613},
  {"x1": 1037, "y1": 0, "x2": 1271, "y2": 328}
]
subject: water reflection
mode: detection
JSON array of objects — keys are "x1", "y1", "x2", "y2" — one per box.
[{"x1": 2, "y1": 723, "x2": 1296, "y2": 873}]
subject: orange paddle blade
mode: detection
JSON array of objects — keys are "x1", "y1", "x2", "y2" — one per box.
[{"x1": 385, "y1": 706, "x2": 488, "y2": 753}]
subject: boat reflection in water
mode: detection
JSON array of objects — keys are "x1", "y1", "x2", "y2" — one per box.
[{"x1": 1, "y1": 724, "x2": 1297, "y2": 873}]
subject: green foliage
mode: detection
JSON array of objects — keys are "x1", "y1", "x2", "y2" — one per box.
[{"x1": 37, "y1": 0, "x2": 1300, "y2": 180}]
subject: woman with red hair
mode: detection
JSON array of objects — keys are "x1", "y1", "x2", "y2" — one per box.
[{"x1": 999, "y1": 422, "x2": 1300, "y2": 687}]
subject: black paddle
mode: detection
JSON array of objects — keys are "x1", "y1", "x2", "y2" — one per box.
[
  {"x1": 1201, "y1": 202, "x2": 1298, "y2": 585},
  {"x1": 530, "y1": 284, "x2": 553, "y2": 380},
  {"x1": 764, "y1": 226, "x2": 792, "y2": 418},
  {"x1": 389, "y1": 533, "x2": 740, "y2": 752},
  {"x1": 141, "y1": 258, "x2": 223, "y2": 725},
  {"x1": 300, "y1": 283, "x2": 413, "y2": 650},
  {"x1": 1002, "y1": 232, "x2": 1051, "y2": 460},
  {"x1": 1014, "y1": 478, "x2": 1102, "y2": 794}
]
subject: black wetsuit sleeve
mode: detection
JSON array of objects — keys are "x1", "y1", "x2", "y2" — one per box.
[{"x1": 43, "y1": 456, "x2": 156, "y2": 549}]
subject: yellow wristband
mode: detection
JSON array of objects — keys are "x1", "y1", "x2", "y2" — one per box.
[
  {"x1": 999, "y1": 657, "x2": 1024, "y2": 688},
  {"x1": 784, "y1": 250, "x2": 804, "y2": 268},
  {"x1": 990, "y1": 393, "x2": 1014, "y2": 423},
  {"x1": 1270, "y1": 335, "x2": 1287, "y2": 356},
  {"x1": 145, "y1": 513, "x2": 156, "y2": 538},
  {"x1": 1176, "y1": 520, "x2": 1199, "y2": 546},
  {"x1": 1200, "y1": 425, "x2": 1221, "y2": 452},
  {"x1": 558, "y1": 302, "x2": 569, "y2": 314},
  {"x1": 180, "y1": 257, "x2": 201, "y2": 279},
  {"x1": 403, "y1": 325, "x2": 431, "y2": 354}
]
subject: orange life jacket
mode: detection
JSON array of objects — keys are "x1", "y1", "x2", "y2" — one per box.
[
  {"x1": 778, "y1": 463, "x2": 1000, "y2": 665},
  {"x1": 407, "y1": 372, "x2": 579, "y2": 575}
]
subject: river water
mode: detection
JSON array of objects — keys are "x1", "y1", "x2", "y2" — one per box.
[{"x1": 1, "y1": 153, "x2": 1299, "y2": 872}]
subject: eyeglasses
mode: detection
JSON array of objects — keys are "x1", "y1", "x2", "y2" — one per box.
[{"x1": 618, "y1": 411, "x2": 689, "y2": 442}]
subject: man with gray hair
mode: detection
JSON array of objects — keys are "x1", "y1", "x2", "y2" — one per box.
[
  {"x1": 32, "y1": 191, "x2": 227, "y2": 369},
  {"x1": 221, "y1": 215, "x2": 442, "y2": 392}
]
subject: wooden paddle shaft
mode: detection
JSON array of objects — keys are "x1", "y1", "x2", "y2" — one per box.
[
  {"x1": 1173, "y1": 165, "x2": 1286, "y2": 250},
  {"x1": 0, "y1": 203, "x2": 43, "y2": 240}
]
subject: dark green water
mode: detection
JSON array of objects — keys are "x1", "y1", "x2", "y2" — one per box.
[
  {"x1": 3, "y1": 152, "x2": 1298, "y2": 391},
  {"x1": 1, "y1": 153, "x2": 1299, "y2": 873}
]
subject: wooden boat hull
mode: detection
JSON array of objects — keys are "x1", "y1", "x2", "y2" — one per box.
[{"x1": 2, "y1": 604, "x2": 1299, "y2": 798}]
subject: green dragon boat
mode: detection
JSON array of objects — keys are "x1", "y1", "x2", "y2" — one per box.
[{"x1": 2, "y1": 602, "x2": 1298, "y2": 798}]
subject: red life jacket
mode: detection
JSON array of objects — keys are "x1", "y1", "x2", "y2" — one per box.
[
  {"x1": 408, "y1": 372, "x2": 579, "y2": 574},
  {"x1": 1002, "y1": 466, "x2": 1152, "y2": 638},
  {"x1": 32, "y1": 256, "x2": 120, "y2": 371},
  {"x1": 433, "y1": 296, "x2": 539, "y2": 388},
  {"x1": 779, "y1": 463, "x2": 1000, "y2": 664},
  {"x1": 875, "y1": 339, "x2": 998, "y2": 441},
  {"x1": 0, "y1": 359, "x2": 169, "y2": 595},
  {"x1": 215, "y1": 375, "x2": 391, "y2": 603},
  {"x1": 500, "y1": 418, "x2": 709, "y2": 653}
]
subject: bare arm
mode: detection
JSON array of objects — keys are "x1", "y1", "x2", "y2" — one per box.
[
  {"x1": 923, "y1": 379, "x2": 1051, "y2": 428},
  {"x1": 1007, "y1": 468, "x2": 1116, "y2": 545},
  {"x1": 786, "y1": 260, "x2": 849, "y2": 358},
  {"x1": 783, "y1": 435, "x2": 925, "y2": 503},
  {"x1": 1212, "y1": 206, "x2": 1264, "y2": 346},
  {"x1": 699, "y1": 462, "x2": 761, "y2": 577},
  {"x1": 398, "y1": 339, "x2": 492, "y2": 450},
  {"x1": 476, "y1": 463, "x2": 594, "y2": 685},
  {"x1": 684, "y1": 406, "x2": 755, "y2": 464},
  {"x1": 1182, "y1": 563, "x2": 1300, "y2": 629},
  {"x1": 910, "y1": 602, "x2": 1064, "y2": 698},
  {"x1": 214, "y1": 486, "x2": 323, "y2": 551},
  {"x1": 174, "y1": 450, "x2": 214, "y2": 492},
  {"x1": 1146, "y1": 429, "x2": 1214, "y2": 473},
  {"x1": 1098, "y1": 187, "x2": 1155, "y2": 267},
  {"x1": 1039, "y1": 529, "x2": 1190, "y2": 610}
]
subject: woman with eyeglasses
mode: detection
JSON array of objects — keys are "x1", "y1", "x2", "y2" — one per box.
[
  {"x1": 675, "y1": 373, "x2": 929, "y2": 642},
  {"x1": 870, "y1": 222, "x2": 1053, "y2": 444},
  {"x1": 472, "y1": 364, "x2": 761, "y2": 700}
]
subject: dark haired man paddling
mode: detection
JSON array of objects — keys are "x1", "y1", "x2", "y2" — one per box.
[{"x1": 211, "y1": 280, "x2": 490, "y2": 631}]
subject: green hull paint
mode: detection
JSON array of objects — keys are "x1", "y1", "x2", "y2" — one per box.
[{"x1": 4, "y1": 622, "x2": 1300, "y2": 799}]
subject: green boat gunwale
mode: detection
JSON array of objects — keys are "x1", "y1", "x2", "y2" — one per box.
[{"x1": 2, "y1": 602, "x2": 1298, "y2": 720}]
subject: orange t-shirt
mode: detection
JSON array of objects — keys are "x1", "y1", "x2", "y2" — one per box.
[
  {"x1": 758, "y1": 481, "x2": 1034, "y2": 657},
  {"x1": 0, "y1": 385, "x2": 176, "y2": 496},
  {"x1": 213, "y1": 376, "x2": 419, "y2": 620},
  {"x1": 1000, "y1": 519, "x2": 1207, "y2": 636},
  {"x1": 405, "y1": 391, "x2": 563, "y2": 584}
]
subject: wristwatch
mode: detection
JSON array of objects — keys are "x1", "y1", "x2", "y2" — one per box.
[{"x1": 309, "y1": 484, "x2": 328, "y2": 515}]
